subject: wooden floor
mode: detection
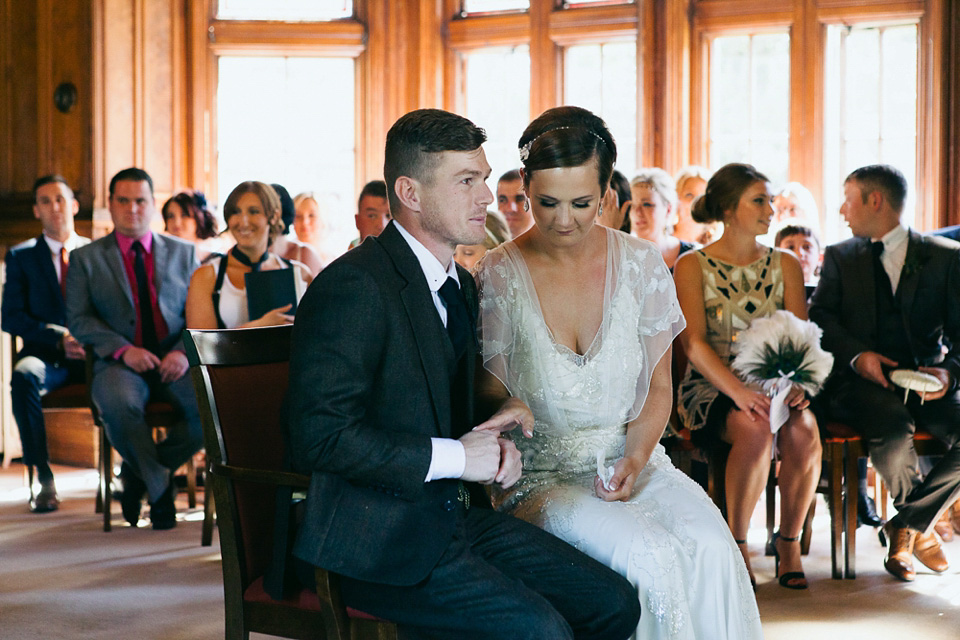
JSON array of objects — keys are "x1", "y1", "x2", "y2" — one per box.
[{"x1": 1, "y1": 462, "x2": 959, "y2": 639}]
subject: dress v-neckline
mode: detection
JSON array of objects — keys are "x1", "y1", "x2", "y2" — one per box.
[{"x1": 505, "y1": 228, "x2": 616, "y2": 365}]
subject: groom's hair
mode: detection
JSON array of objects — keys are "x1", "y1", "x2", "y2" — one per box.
[
  {"x1": 845, "y1": 164, "x2": 907, "y2": 214},
  {"x1": 383, "y1": 109, "x2": 487, "y2": 213}
]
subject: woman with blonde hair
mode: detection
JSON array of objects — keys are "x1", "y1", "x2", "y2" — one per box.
[{"x1": 628, "y1": 168, "x2": 695, "y2": 270}]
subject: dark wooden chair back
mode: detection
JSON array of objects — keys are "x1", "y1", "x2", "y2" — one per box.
[{"x1": 184, "y1": 326, "x2": 395, "y2": 640}]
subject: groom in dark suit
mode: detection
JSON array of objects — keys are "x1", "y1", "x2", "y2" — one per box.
[
  {"x1": 66, "y1": 167, "x2": 202, "y2": 530},
  {"x1": 287, "y1": 109, "x2": 639, "y2": 639},
  {"x1": 3, "y1": 175, "x2": 90, "y2": 512},
  {"x1": 810, "y1": 164, "x2": 960, "y2": 581}
]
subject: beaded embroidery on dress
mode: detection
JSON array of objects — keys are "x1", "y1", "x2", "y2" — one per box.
[{"x1": 476, "y1": 228, "x2": 763, "y2": 640}]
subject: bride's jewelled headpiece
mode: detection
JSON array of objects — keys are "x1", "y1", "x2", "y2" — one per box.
[{"x1": 518, "y1": 126, "x2": 607, "y2": 163}]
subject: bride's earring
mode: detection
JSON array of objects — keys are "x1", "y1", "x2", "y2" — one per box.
[
  {"x1": 598, "y1": 204, "x2": 604, "y2": 219},
  {"x1": 523, "y1": 199, "x2": 530, "y2": 212}
]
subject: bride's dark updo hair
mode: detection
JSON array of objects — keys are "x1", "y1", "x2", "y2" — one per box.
[
  {"x1": 518, "y1": 106, "x2": 616, "y2": 191},
  {"x1": 691, "y1": 162, "x2": 769, "y2": 223}
]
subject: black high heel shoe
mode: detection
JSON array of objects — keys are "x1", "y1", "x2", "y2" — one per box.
[
  {"x1": 734, "y1": 539, "x2": 757, "y2": 592},
  {"x1": 773, "y1": 532, "x2": 808, "y2": 590}
]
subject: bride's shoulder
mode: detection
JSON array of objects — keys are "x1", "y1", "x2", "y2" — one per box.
[{"x1": 611, "y1": 230, "x2": 670, "y2": 273}]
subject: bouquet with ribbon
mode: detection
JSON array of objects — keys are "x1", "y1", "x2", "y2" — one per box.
[{"x1": 731, "y1": 310, "x2": 834, "y2": 432}]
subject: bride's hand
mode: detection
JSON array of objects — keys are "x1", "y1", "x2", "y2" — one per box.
[
  {"x1": 595, "y1": 456, "x2": 642, "y2": 502},
  {"x1": 473, "y1": 397, "x2": 534, "y2": 438}
]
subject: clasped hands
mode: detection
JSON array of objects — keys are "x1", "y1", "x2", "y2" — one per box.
[
  {"x1": 855, "y1": 351, "x2": 952, "y2": 402},
  {"x1": 121, "y1": 347, "x2": 189, "y2": 383},
  {"x1": 459, "y1": 397, "x2": 533, "y2": 490},
  {"x1": 731, "y1": 383, "x2": 809, "y2": 423}
]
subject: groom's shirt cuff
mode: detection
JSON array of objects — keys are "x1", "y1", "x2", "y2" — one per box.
[{"x1": 424, "y1": 438, "x2": 466, "y2": 482}]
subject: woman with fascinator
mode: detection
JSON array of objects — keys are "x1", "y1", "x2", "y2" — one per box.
[{"x1": 474, "y1": 107, "x2": 761, "y2": 640}]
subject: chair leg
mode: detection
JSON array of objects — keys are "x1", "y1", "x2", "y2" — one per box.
[
  {"x1": 828, "y1": 441, "x2": 844, "y2": 579},
  {"x1": 25, "y1": 464, "x2": 36, "y2": 502},
  {"x1": 186, "y1": 456, "x2": 197, "y2": 509},
  {"x1": 100, "y1": 428, "x2": 112, "y2": 532},
  {"x1": 201, "y1": 481, "x2": 215, "y2": 547},
  {"x1": 800, "y1": 497, "x2": 815, "y2": 555},
  {"x1": 844, "y1": 449, "x2": 860, "y2": 578},
  {"x1": 765, "y1": 464, "x2": 777, "y2": 556}
]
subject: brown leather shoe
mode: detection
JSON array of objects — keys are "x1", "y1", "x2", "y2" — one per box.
[
  {"x1": 914, "y1": 531, "x2": 949, "y2": 573},
  {"x1": 882, "y1": 521, "x2": 916, "y2": 582},
  {"x1": 934, "y1": 509, "x2": 954, "y2": 542},
  {"x1": 30, "y1": 481, "x2": 60, "y2": 513}
]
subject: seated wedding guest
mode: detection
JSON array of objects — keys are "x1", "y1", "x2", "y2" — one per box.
[
  {"x1": 66, "y1": 167, "x2": 202, "y2": 530},
  {"x1": 497, "y1": 169, "x2": 534, "y2": 238},
  {"x1": 269, "y1": 183, "x2": 324, "y2": 275},
  {"x1": 598, "y1": 169, "x2": 630, "y2": 231},
  {"x1": 287, "y1": 107, "x2": 639, "y2": 639},
  {"x1": 186, "y1": 181, "x2": 311, "y2": 330},
  {"x1": 476, "y1": 106, "x2": 761, "y2": 639},
  {"x1": 162, "y1": 190, "x2": 221, "y2": 261},
  {"x1": 774, "y1": 181, "x2": 820, "y2": 231},
  {"x1": 454, "y1": 209, "x2": 511, "y2": 272},
  {"x1": 673, "y1": 165, "x2": 715, "y2": 245},
  {"x1": 774, "y1": 223, "x2": 883, "y2": 528},
  {"x1": 675, "y1": 163, "x2": 822, "y2": 589},
  {"x1": 775, "y1": 223, "x2": 822, "y2": 290},
  {"x1": 628, "y1": 168, "x2": 695, "y2": 270},
  {"x1": 347, "y1": 180, "x2": 391, "y2": 250},
  {"x1": 2, "y1": 175, "x2": 90, "y2": 512},
  {"x1": 292, "y1": 191, "x2": 325, "y2": 246},
  {"x1": 810, "y1": 164, "x2": 960, "y2": 582}
]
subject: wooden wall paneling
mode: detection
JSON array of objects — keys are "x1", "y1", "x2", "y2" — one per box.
[
  {"x1": 944, "y1": 0, "x2": 960, "y2": 225},
  {"x1": 358, "y1": 0, "x2": 388, "y2": 187},
  {"x1": 659, "y1": 0, "x2": 693, "y2": 173},
  {"x1": 791, "y1": 0, "x2": 824, "y2": 209},
  {"x1": 446, "y1": 13, "x2": 530, "y2": 47},
  {"x1": 185, "y1": 0, "x2": 213, "y2": 196},
  {"x1": 1, "y1": 1, "x2": 39, "y2": 198},
  {"x1": 143, "y1": 0, "x2": 174, "y2": 202},
  {"x1": 639, "y1": 0, "x2": 656, "y2": 168},
  {"x1": 916, "y1": 0, "x2": 942, "y2": 230},
  {"x1": 99, "y1": 0, "x2": 137, "y2": 192},
  {"x1": 416, "y1": 0, "x2": 445, "y2": 109},
  {"x1": 529, "y1": 0, "x2": 558, "y2": 119}
]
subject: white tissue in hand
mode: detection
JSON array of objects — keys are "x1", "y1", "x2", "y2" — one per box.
[
  {"x1": 769, "y1": 385, "x2": 791, "y2": 434},
  {"x1": 596, "y1": 450, "x2": 616, "y2": 491}
]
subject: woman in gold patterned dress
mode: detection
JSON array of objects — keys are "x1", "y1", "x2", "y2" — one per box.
[{"x1": 674, "y1": 163, "x2": 822, "y2": 589}]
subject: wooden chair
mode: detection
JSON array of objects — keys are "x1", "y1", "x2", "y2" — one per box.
[
  {"x1": 183, "y1": 325, "x2": 396, "y2": 640},
  {"x1": 824, "y1": 421, "x2": 949, "y2": 579},
  {"x1": 84, "y1": 349, "x2": 201, "y2": 533}
]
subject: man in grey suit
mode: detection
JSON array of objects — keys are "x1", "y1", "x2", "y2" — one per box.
[
  {"x1": 287, "y1": 109, "x2": 639, "y2": 639},
  {"x1": 3, "y1": 175, "x2": 90, "y2": 512},
  {"x1": 810, "y1": 164, "x2": 960, "y2": 581},
  {"x1": 66, "y1": 167, "x2": 201, "y2": 530}
]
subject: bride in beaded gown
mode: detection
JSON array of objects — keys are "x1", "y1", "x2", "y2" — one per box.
[{"x1": 475, "y1": 107, "x2": 762, "y2": 640}]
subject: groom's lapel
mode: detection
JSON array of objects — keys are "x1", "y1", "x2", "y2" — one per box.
[{"x1": 378, "y1": 223, "x2": 452, "y2": 438}]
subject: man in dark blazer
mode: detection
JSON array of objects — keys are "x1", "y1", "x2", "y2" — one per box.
[
  {"x1": 2, "y1": 175, "x2": 90, "y2": 512},
  {"x1": 66, "y1": 167, "x2": 202, "y2": 530},
  {"x1": 287, "y1": 109, "x2": 639, "y2": 639},
  {"x1": 810, "y1": 164, "x2": 960, "y2": 582}
]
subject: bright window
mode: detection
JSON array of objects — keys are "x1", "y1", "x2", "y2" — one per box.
[
  {"x1": 216, "y1": 56, "x2": 356, "y2": 254},
  {"x1": 564, "y1": 41, "x2": 637, "y2": 179},
  {"x1": 822, "y1": 23, "x2": 918, "y2": 243},
  {"x1": 216, "y1": 0, "x2": 353, "y2": 21},
  {"x1": 463, "y1": 45, "x2": 531, "y2": 182},
  {"x1": 462, "y1": 0, "x2": 529, "y2": 14},
  {"x1": 708, "y1": 32, "x2": 790, "y2": 187}
]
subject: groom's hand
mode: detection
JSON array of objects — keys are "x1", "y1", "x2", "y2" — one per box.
[
  {"x1": 459, "y1": 430, "x2": 502, "y2": 484},
  {"x1": 494, "y1": 438, "x2": 522, "y2": 489},
  {"x1": 472, "y1": 397, "x2": 534, "y2": 438}
]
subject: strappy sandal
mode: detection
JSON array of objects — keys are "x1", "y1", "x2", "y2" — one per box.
[{"x1": 773, "y1": 532, "x2": 808, "y2": 590}]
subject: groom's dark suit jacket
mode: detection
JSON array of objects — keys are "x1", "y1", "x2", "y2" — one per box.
[
  {"x1": 288, "y1": 221, "x2": 483, "y2": 586},
  {"x1": 809, "y1": 229, "x2": 960, "y2": 382}
]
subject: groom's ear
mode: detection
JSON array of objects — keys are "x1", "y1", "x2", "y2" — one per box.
[{"x1": 394, "y1": 176, "x2": 421, "y2": 213}]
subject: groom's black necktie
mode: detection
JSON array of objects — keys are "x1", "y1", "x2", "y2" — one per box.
[{"x1": 438, "y1": 277, "x2": 470, "y2": 361}]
